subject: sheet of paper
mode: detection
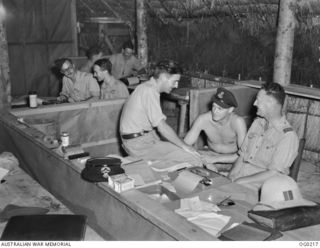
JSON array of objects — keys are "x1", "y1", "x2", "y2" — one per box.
[
  {"x1": 122, "y1": 160, "x2": 157, "y2": 184},
  {"x1": 172, "y1": 170, "x2": 203, "y2": 195},
  {"x1": 127, "y1": 77, "x2": 139, "y2": 85}
]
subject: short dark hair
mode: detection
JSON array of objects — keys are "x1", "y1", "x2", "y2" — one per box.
[
  {"x1": 54, "y1": 58, "x2": 73, "y2": 70},
  {"x1": 261, "y1": 82, "x2": 286, "y2": 106},
  {"x1": 153, "y1": 60, "x2": 183, "y2": 79},
  {"x1": 86, "y1": 46, "x2": 102, "y2": 60},
  {"x1": 122, "y1": 40, "x2": 134, "y2": 50},
  {"x1": 94, "y1": 58, "x2": 112, "y2": 74}
]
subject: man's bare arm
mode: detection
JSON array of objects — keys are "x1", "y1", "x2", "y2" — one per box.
[
  {"x1": 184, "y1": 115, "x2": 205, "y2": 145},
  {"x1": 233, "y1": 116, "x2": 247, "y2": 149}
]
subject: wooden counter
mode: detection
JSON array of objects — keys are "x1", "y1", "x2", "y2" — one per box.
[{"x1": 1, "y1": 100, "x2": 216, "y2": 240}]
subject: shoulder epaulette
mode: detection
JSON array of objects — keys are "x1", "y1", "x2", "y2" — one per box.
[{"x1": 283, "y1": 127, "x2": 293, "y2": 133}]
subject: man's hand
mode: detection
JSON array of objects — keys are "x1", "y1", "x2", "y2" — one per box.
[
  {"x1": 200, "y1": 154, "x2": 218, "y2": 164},
  {"x1": 56, "y1": 95, "x2": 67, "y2": 103}
]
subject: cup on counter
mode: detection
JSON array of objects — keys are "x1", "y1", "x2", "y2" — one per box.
[{"x1": 28, "y1": 91, "x2": 38, "y2": 108}]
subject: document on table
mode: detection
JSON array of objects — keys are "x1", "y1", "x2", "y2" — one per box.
[
  {"x1": 172, "y1": 170, "x2": 203, "y2": 195},
  {"x1": 175, "y1": 197, "x2": 230, "y2": 237}
]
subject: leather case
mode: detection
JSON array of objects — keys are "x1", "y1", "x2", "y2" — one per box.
[
  {"x1": 0, "y1": 214, "x2": 87, "y2": 241},
  {"x1": 248, "y1": 205, "x2": 320, "y2": 231}
]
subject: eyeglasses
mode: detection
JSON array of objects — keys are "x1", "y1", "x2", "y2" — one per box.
[{"x1": 60, "y1": 65, "x2": 74, "y2": 74}]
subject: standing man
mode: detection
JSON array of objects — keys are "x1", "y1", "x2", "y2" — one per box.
[
  {"x1": 229, "y1": 82, "x2": 299, "y2": 189},
  {"x1": 55, "y1": 58, "x2": 100, "y2": 103},
  {"x1": 184, "y1": 87, "x2": 247, "y2": 171},
  {"x1": 120, "y1": 60, "x2": 202, "y2": 167},
  {"x1": 93, "y1": 58, "x2": 129, "y2": 100},
  {"x1": 109, "y1": 40, "x2": 144, "y2": 80},
  {"x1": 80, "y1": 46, "x2": 103, "y2": 73}
]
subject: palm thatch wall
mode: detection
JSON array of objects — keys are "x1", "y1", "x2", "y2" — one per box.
[{"x1": 77, "y1": 0, "x2": 320, "y2": 87}]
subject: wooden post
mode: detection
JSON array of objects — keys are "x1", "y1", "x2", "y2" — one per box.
[
  {"x1": 70, "y1": 0, "x2": 78, "y2": 56},
  {"x1": 0, "y1": 0, "x2": 10, "y2": 110},
  {"x1": 273, "y1": 0, "x2": 297, "y2": 86},
  {"x1": 136, "y1": 0, "x2": 148, "y2": 67}
]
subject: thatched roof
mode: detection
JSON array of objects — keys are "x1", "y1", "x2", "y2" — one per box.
[{"x1": 77, "y1": 0, "x2": 320, "y2": 22}]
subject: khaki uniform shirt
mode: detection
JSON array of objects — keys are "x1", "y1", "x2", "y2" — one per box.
[
  {"x1": 239, "y1": 116, "x2": 299, "y2": 175},
  {"x1": 100, "y1": 78, "x2": 129, "y2": 100},
  {"x1": 60, "y1": 71, "x2": 100, "y2": 102},
  {"x1": 120, "y1": 79, "x2": 166, "y2": 134},
  {"x1": 109, "y1": 53, "x2": 142, "y2": 80}
]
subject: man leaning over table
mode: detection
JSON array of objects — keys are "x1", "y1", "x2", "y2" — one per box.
[
  {"x1": 120, "y1": 60, "x2": 202, "y2": 168},
  {"x1": 55, "y1": 58, "x2": 100, "y2": 103},
  {"x1": 229, "y1": 82, "x2": 299, "y2": 190}
]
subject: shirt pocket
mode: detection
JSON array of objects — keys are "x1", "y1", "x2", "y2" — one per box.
[
  {"x1": 243, "y1": 132, "x2": 259, "y2": 154},
  {"x1": 255, "y1": 137, "x2": 276, "y2": 166}
]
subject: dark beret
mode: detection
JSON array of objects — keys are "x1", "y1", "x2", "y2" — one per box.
[{"x1": 212, "y1": 87, "x2": 238, "y2": 108}]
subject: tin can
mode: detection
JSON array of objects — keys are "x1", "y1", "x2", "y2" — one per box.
[
  {"x1": 29, "y1": 92, "x2": 38, "y2": 108},
  {"x1": 61, "y1": 132, "x2": 69, "y2": 147}
]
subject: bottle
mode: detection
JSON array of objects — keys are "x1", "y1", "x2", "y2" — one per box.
[
  {"x1": 29, "y1": 91, "x2": 37, "y2": 108},
  {"x1": 61, "y1": 132, "x2": 70, "y2": 147}
]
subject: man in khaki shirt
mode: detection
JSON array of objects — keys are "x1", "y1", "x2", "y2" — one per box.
[
  {"x1": 55, "y1": 58, "x2": 100, "y2": 103},
  {"x1": 109, "y1": 41, "x2": 144, "y2": 80},
  {"x1": 120, "y1": 60, "x2": 201, "y2": 168},
  {"x1": 93, "y1": 58, "x2": 129, "y2": 100},
  {"x1": 229, "y1": 82, "x2": 299, "y2": 189}
]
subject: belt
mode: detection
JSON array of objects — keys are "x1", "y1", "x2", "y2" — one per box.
[{"x1": 121, "y1": 130, "x2": 151, "y2": 140}]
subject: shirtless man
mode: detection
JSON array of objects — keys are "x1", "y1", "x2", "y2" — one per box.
[{"x1": 184, "y1": 87, "x2": 247, "y2": 170}]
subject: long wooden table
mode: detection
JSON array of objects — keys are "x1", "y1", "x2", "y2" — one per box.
[{"x1": 1, "y1": 99, "x2": 319, "y2": 241}]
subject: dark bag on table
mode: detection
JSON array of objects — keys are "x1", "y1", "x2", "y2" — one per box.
[{"x1": 248, "y1": 205, "x2": 320, "y2": 231}]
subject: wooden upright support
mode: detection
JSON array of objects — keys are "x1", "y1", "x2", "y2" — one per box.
[
  {"x1": 136, "y1": 0, "x2": 148, "y2": 67},
  {"x1": 0, "y1": 0, "x2": 10, "y2": 110},
  {"x1": 273, "y1": 0, "x2": 297, "y2": 86}
]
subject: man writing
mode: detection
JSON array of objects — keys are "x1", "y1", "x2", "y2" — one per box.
[
  {"x1": 120, "y1": 60, "x2": 202, "y2": 168},
  {"x1": 184, "y1": 87, "x2": 247, "y2": 171},
  {"x1": 229, "y1": 82, "x2": 299, "y2": 189},
  {"x1": 55, "y1": 58, "x2": 100, "y2": 103},
  {"x1": 109, "y1": 40, "x2": 144, "y2": 81}
]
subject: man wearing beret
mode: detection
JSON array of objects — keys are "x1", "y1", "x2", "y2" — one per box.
[{"x1": 184, "y1": 87, "x2": 247, "y2": 171}]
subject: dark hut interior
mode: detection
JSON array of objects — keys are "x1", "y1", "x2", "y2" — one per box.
[{"x1": 0, "y1": 0, "x2": 320, "y2": 242}]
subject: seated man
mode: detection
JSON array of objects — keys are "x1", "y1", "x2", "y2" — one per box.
[
  {"x1": 79, "y1": 45, "x2": 103, "y2": 73},
  {"x1": 120, "y1": 60, "x2": 202, "y2": 168},
  {"x1": 109, "y1": 40, "x2": 144, "y2": 81},
  {"x1": 229, "y1": 82, "x2": 299, "y2": 189},
  {"x1": 93, "y1": 58, "x2": 129, "y2": 100},
  {"x1": 55, "y1": 58, "x2": 100, "y2": 103},
  {"x1": 184, "y1": 87, "x2": 247, "y2": 171}
]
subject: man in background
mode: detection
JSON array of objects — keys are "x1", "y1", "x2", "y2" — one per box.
[
  {"x1": 55, "y1": 58, "x2": 100, "y2": 103},
  {"x1": 184, "y1": 87, "x2": 247, "y2": 172},
  {"x1": 109, "y1": 40, "x2": 144, "y2": 81},
  {"x1": 229, "y1": 82, "x2": 299, "y2": 189},
  {"x1": 80, "y1": 46, "x2": 103, "y2": 74},
  {"x1": 93, "y1": 58, "x2": 129, "y2": 100}
]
